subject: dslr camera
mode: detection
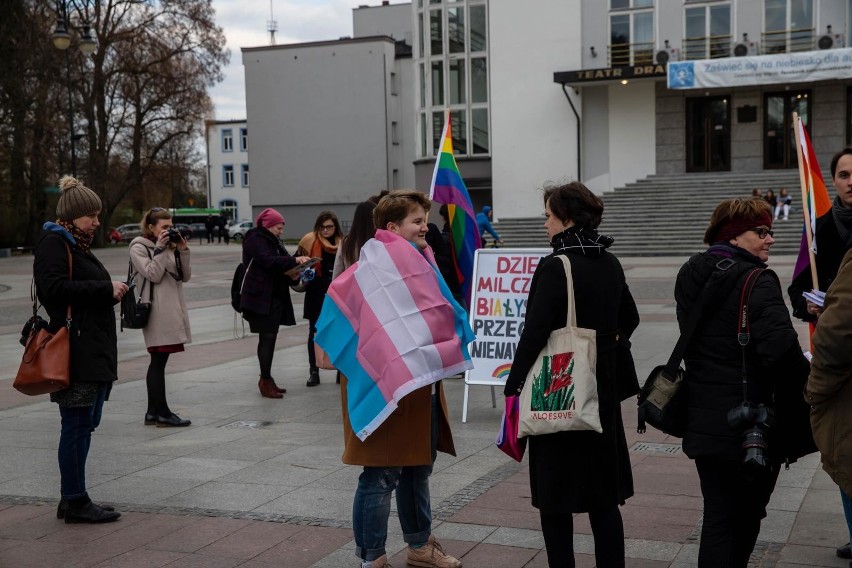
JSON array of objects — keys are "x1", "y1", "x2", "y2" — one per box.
[
  {"x1": 166, "y1": 227, "x2": 184, "y2": 243},
  {"x1": 726, "y1": 401, "x2": 771, "y2": 474}
]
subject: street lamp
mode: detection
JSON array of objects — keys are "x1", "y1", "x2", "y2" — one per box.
[{"x1": 51, "y1": 1, "x2": 97, "y2": 177}]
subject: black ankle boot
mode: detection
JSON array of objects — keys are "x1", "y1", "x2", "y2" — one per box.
[
  {"x1": 64, "y1": 496, "x2": 121, "y2": 524},
  {"x1": 306, "y1": 368, "x2": 320, "y2": 387},
  {"x1": 57, "y1": 497, "x2": 114, "y2": 519}
]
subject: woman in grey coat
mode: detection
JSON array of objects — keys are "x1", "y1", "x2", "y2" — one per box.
[{"x1": 130, "y1": 207, "x2": 192, "y2": 427}]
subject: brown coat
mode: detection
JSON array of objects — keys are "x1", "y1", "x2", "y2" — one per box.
[
  {"x1": 129, "y1": 237, "x2": 192, "y2": 347},
  {"x1": 340, "y1": 375, "x2": 456, "y2": 467},
  {"x1": 808, "y1": 247, "x2": 852, "y2": 495}
]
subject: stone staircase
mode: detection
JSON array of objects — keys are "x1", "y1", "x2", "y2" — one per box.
[{"x1": 493, "y1": 171, "x2": 808, "y2": 256}]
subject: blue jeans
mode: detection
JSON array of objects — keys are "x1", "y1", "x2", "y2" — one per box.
[
  {"x1": 58, "y1": 385, "x2": 107, "y2": 499},
  {"x1": 353, "y1": 394, "x2": 440, "y2": 562},
  {"x1": 842, "y1": 489, "x2": 852, "y2": 543}
]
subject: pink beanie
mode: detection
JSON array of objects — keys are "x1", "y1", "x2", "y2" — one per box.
[{"x1": 255, "y1": 208, "x2": 285, "y2": 229}]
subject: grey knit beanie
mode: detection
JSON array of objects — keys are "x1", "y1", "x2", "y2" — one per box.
[{"x1": 56, "y1": 175, "x2": 102, "y2": 221}]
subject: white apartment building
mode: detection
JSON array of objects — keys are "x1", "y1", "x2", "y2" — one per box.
[{"x1": 205, "y1": 119, "x2": 251, "y2": 221}]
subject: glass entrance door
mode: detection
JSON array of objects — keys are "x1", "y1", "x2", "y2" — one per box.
[
  {"x1": 764, "y1": 91, "x2": 810, "y2": 169},
  {"x1": 686, "y1": 96, "x2": 731, "y2": 172}
]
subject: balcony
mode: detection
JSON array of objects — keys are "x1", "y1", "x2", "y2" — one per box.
[
  {"x1": 761, "y1": 28, "x2": 815, "y2": 54},
  {"x1": 682, "y1": 34, "x2": 732, "y2": 60},
  {"x1": 609, "y1": 41, "x2": 654, "y2": 67}
]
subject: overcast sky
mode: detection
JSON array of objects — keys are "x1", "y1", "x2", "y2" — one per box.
[{"x1": 210, "y1": 0, "x2": 408, "y2": 120}]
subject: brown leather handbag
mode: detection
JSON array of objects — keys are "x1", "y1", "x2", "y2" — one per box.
[{"x1": 13, "y1": 246, "x2": 72, "y2": 396}]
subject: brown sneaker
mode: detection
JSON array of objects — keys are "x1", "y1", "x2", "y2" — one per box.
[{"x1": 407, "y1": 536, "x2": 461, "y2": 568}]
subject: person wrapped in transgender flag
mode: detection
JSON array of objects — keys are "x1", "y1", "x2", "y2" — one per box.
[{"x1": 314, "y1": 228, "x2": 475, "y2": 441}]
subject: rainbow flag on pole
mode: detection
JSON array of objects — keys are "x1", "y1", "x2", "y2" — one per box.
[
  {"x1": 793, "y1": 117, "x2": 832, "y2": 282},
  {"x1": 429, "y1": 114, "x2": 481, "y2": 306},
  {"x1": 314, "y1": 230, "x2": 475, "y2": 441}
]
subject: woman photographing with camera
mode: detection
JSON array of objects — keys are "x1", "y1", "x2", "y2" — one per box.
[
  {"x1": 129, "y1": 208, "x2": 192, "y2": 427},
  {"x1": 674, "y1": 197, "x2": 815, "y2": 567}
]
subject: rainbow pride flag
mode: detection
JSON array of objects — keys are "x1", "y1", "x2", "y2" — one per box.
[
  {"x1": 314, "y1": 230, "x2": 475, "y2": 441},
  {"x1": 793, "y1": 117, "x2": 832, "y2": 281},
  {"x1": 429, "y1": 114, "x2": 481, "y2": 306}
]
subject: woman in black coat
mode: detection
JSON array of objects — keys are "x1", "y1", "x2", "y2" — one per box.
[
  {"x1": 675, "y1": 197, "x2": 815, "y2": 567},
  {"x1": 296, "y1": 211, "x2": 342, "y2": 387},
  {"x1": 34, "y1": 176, "x2": 127, "y2": 524},
  {"x1": 503, "y1": 182, "x2": 639, "y2": 568},
  {"x1": 240, "y1": 208, "x2": 308, "y2": 398}
]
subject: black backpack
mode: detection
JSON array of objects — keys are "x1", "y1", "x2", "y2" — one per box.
[{"x1": 230, "y1": 260, "x2": 251, "y2": 313}]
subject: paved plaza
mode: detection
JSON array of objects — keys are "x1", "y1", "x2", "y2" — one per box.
[{"x1": 0, "y1": 244, "x2": 847, "y2": 567}]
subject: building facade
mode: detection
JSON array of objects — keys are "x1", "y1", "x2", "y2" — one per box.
[{"x1": 205, "y1": 119, "x2": 251, "y2": 221}]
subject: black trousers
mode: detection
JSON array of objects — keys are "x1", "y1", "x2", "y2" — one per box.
[
  {"x1": 695, "y1": 457, "x2": 780, "y2": 568},
  {"x1": 540, "y1": 505, "x2": 625, "y2": 568}
]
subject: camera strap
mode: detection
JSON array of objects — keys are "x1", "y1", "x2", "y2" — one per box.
[{"x1": 737, "y1": 267, "x2": 766, "y2": 402}]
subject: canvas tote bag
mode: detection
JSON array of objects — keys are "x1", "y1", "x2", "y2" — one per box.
[{"x1": 518, "y1": 255, "x2": 602, "y2": 436}]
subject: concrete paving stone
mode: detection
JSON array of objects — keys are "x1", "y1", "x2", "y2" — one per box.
[
  {"x1": 85, "y1": 452, "x2": 175, "y2": 477},
  {"x1": 75, "y1": 514, "x2": 197, "y2": 564},
  {"x1": 625, "y1": 492, "x2": 704, "y2": 511},
  {"x1": 483, "y1": 526, "x2": 545, "y2": 549},
  {"x1": 757, "y1": 509, "x2": 797, "y2": 543},
  {"x1": 90, "y1": 547, "x2": 187, "y2": 568},
  {"x1": 307, "y1": 547, "x2": 357, "y2": 568},
  {"x1": 268, "y1": 444, "x2": 349, "y2": 471},
  {"x1": 116, "y1": 435, "x2": 235, "y2": 457},
  {"x1": 304, "y1": 465, "x2": 362, "y2": 491},
  {"x1": 219, "y1": 462, "x2": 336, "y2": 487},
  {"x1": 87, "y1": 474, "x2": 204, "y2": 505},
  {"x1": 195, "y1": 520, "x2": 302, "y2": 560},
  {"x1": 185, "y1": 438, "x2": 302, "y2": 462},
  {"x1": 0, "y1": 503, "x2": 53, "y2": 529},
  {"x1": 155, "y1": 554, "x2": 243, "y2": 568},
  {"x1": 673, "y1": 542, "x2": 700, "y2": 563},
  {"x1": 766, "y1": 486, "x2": 808, "y2": 512},
  {"x1": 632, "y1": 472, "x2": 702, "y2": 497},
  {"x1": 572, "y1": 533, "x2": 595, "y2": 555},
  {"x1": 146, "y1": 515, "x2": 252, "y2": 553},
  {"x1": 130, "y1": 457, "x2": 254, "y2": 482},
  {"x1": 40, "y1": 511, "x2": 150, "y2": 544},
  {"x1": 0, "y1": 429, "x2": 59, "y2": 450},
  {"x1": 788, "y1": 510, "x2": 849, "y2": 548},
  {"x1": 0, "y1": 506, "x2": 64, "y2": 541},
  {"x1": 775, "y1": 465, "x2": 822, "y2": 489},
  {"x1": 0, "y1": 538, "x2": 93, "y2": 568},
  {"x1": 811, "y1": 468, "x2": 845, "y2": 490},
  {"x1": 778, "y1": 544, "x2": 850, "y2": 567},
  {"x1": 799, "y1": 487, "x2": 848, "y2": 514},
  {"x1": 167, "y1": 481, "x2": 291, "y2": 511},
  {"x1": 0, "y1": 473, "x2": 69, "y2": 499},
  {"x1": 448, "y1": 505, "x2": 541, "y2": 531},
  {"x1": 440, "y1": 453, "x2": 516, "y2": 477},
  {"x1": 251, "y1": 525, "x2": 353, "y2": 566},
  {"x1": 252, "y1": 486, "x2": 354, "y2": 521},
  {"x1": 449, "y1": 542, "x2": 538, "y2": 568},
  {"x1": 624, "y1": 538, "x2": 682, "y2": 561},
  {"x1": 432, "y1": 521, "x2": 498, "y2": 543}
]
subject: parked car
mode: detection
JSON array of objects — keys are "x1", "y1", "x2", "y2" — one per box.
[
  {"x1": 188, "y1": 222, "x2": 207, "y2": 239},
  {"x1": 116, "y1": 223, "x2": 142, "y2": 243},
  {"x1": 229, "y1": 220, "x2": 253, "y2": 240}
]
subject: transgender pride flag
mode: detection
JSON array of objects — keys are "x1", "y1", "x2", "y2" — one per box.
[
  {"x1": 314, "y1": 230, "x2": 475, "y2": 441},
  {"x1": 429, "y1": 114, "x2": 481, "y2": 306}
]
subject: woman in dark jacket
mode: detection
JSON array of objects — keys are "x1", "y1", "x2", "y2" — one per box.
[
  {"x1": 34, "y1": 176, "x2": 127, "y2": 524},
  {"x1": 675, "y1": 197, "x2": 815, "y2": 567},
  {"x1": 503, "y1": 182, "x2": 640, "y2": 568},
  {"x1": 296, "y1": 211, "x2": 342, "y2": 387},
  {"x1": 240, "y1": 208, "x2": 309, "y2": 398}
]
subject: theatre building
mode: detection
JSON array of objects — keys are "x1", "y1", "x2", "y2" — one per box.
[{"x1": 541, "y1": 0, "x2": 852, "y2": 207}]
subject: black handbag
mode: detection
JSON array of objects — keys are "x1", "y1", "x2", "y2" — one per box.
[{"x1": 120, "y1": 250, "x2": 153, "y2": 331}]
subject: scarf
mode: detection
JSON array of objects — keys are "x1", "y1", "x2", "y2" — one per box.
[
  {"x1": 550, "y1": 226, "x2": 614, "y2": 256},
  {"x1": 831, "y1": 195, "x2": 852, "y2": 248},
  {"x1": 314, "y1": 230, "x2": 474, "y2": 441},
  {"x1": 297, "y1": 231, "x2": 340, "y2": 277},
  {"x1": 57, "y1": 219, "x2": 94, "y2": 251}
]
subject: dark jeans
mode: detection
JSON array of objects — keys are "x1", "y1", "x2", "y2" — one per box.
[
  {"x1": 841, "y1": 488, "x2": 852, "y2": 543},
  {"x1": 353, "y1": 394, "x2": 440, "y2": 562},
  {"x1": 58, "y1": 384, "x2": 107, "y2": 499},
  {"x1": 307, "y1": 318, "x2": 317, "y2": 371},
  {"x1": 540, "y1": 505, "x2": 625, "y2": 568},
  {"x1": 695, "y1": 457, "x2": 780, "y2": 568}
]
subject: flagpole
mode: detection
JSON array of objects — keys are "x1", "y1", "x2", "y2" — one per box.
[{"x1": 792, "y1": 112, "x2": 819, "y2": 292}]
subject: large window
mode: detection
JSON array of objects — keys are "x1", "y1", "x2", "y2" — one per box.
[
  {"x1": 239, "y1": 128, "x2": 248, "y2": 152},
  {"x1": 240, "y1": 164, "x2": 249, "y2": 187},
  {"x1": 223, "y1": 165, "x2": 234, "y2": 187},
  {"x1": 609, "y1": 2, "x2": 654, "y2": 66},
  {"x1": 684, "y1": 3, "x2": 731, "y2": 60},
  {"x1": 764, "y1": 0, "x2": 814, "y2": 53},
  {"x1": 221, "y1": 129, "x2": 233, "y2": 152},
  {"x1": 416, "y1": 1, "x2": 489, "y2": 157}
]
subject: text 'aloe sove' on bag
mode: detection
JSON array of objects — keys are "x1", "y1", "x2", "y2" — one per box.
[{"x1": 518, "y1": 255, "x2": 602, "y2": 437}]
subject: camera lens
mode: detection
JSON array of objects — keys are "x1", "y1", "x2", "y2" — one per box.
[{"x1": 741, "y1": 425, "x2": 769, "y2": 476}]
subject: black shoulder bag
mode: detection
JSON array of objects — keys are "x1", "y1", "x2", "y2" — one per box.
[
  {"x1": 121, "y1": 247, "x2": 153, "y2": 331},
  {"x1": 637, "y1": 258, "x2": 743, "y2": 437}
]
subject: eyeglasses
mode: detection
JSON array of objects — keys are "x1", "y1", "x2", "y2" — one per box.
[
  {"x1": 750, "y1": 227, "x2": 774, "y2": 239},
  {"x1": 146, "y1": 207, "x2": 168, "y2": 225},
  {"x1": 321, "y1": 224, "x2": 335, "y2": 231}
]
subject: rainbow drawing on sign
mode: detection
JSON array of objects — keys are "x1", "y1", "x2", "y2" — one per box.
[{"x1": 492, "y1": 363, "x2": 513, "y2": 379}]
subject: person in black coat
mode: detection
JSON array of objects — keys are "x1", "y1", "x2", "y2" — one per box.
[
  {"x1": 34, "y1": 175, "x2": 127, "y2": 524},
  {"x1": 204, "y1": 215, "x2": 215, "y2": 244},
  {"x1": 240, "y1": 208, "x2": 308, "y2": 398},
  {"x1": 675, "y1": 197, "x2": 816, "y2": 567},
  {"x1": 503, "y1": 182, "x2": 639, "y2": 568},
  {"x1": 296, "y1": 211, "x2": 342, "y2": 387}
]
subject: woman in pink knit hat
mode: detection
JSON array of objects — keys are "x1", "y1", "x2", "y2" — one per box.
[{"x1": 237, "y1": 208, "x2": 309, "y2": 397}]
